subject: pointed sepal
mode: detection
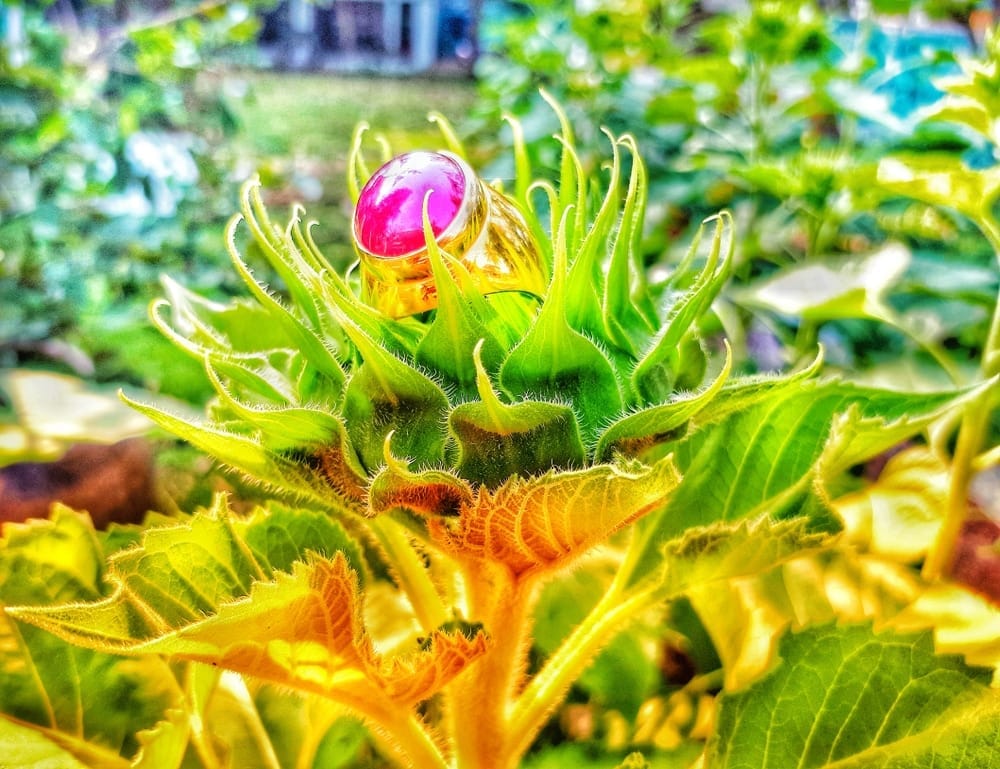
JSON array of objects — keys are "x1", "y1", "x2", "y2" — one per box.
[
  {"x1": 596, "y1": 341, "x2": 733, "y2": 462},
  {"x1": 413, "y1": 195, "x2": 506, "y2": 396},
  {"x1": 336, "y1": 310, "x2": 450, "y2": 473},
  {"x1": 450, "y1": 340, "x2": 586, "y2": 487},
  {"x1": 632, "y1": 212, "x2": 734, "y2": 403},
  {"x1": 500, "y1": 209, "x2": 623, "y2": 445}
]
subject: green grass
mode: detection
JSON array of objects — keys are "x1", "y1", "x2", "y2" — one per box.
[{"x1": 233, "y1": 71, "x2": 478, "y2": 265}]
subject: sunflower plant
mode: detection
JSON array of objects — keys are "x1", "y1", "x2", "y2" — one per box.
[{"x1": 2, "y1": 100, "x2": 999, "y2": 769}]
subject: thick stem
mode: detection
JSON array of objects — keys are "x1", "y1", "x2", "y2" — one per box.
[
  {"x1": 379, "y1": 711, "x2": 449, "y2": 769},
  {"x1": 448, "y1": 563, "x2": 535, "y2": 769}
]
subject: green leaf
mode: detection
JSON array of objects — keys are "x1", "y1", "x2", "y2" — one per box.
[
  {"x1": 659, "y1": 517, "x2": 834, "y2": 599},
  {"x1": 0, "y1": 507, "x2": 178, "y2": 765},
  {"x1": 707, "y1": 623, "x2": 1000, "y2": 769},
  {"x1": 450, "y1": 340, "x2": 586, "y2": 486},
  {"x1": 625, "y1": 377, "x2": 984, "y2": 585},
  {"x1": 12, "y1": 546, "x2": 487, "y2": 714},
  {"x1": 736, "y1": 243, "x2": 910, "y2": 321},
  {"x1": 7, "y1": 497, "x2": 365, "y2": 648},
  {"x1": 0, "y1": 717, "x2": 91, "y2": 769},
  {"x1": 878, "y1": 154, "x2": 1000, "y2": 224}
]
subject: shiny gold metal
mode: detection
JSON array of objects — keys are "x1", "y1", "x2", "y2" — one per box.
[{"x1": 354, "y1": 153, "x2": 546, "y2": 318}]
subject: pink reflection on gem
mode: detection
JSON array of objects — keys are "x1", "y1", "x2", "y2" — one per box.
[{"x1": 354, "y1": 151, "x2": 467, "y2": 258}]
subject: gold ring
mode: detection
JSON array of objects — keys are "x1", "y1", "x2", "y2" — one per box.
[{"x1": 352, "y1": 151, "x2": 546, "y2": 318}]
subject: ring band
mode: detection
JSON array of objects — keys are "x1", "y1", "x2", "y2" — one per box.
[{"x1": 353, "y1": 151, "x2": 547, "y2": 318}]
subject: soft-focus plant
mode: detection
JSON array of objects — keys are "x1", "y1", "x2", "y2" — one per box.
[
  {"x1": 0, "y1": 2, "x2": 259, "y2": 398},
  {"x1": 474, "y1": 0, "x2": 993, "y2": 382},
  {"x1": 877, "y1": 25, "x2": 1000, "y2": 582},
  {"x1": 1, "y1": 98, "x2": 997, "y2": 767}
]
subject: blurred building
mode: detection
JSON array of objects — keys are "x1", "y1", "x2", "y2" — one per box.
[{"x1": 257, "y1": 0, "x2": 479, "y2": 73}]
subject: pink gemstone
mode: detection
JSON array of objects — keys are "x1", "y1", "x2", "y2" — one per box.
[{"x1": 354, "y1": 151, "x2": 468, "y2": 258}]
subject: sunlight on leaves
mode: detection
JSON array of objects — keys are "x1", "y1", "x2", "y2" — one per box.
[
  {"x1": 736, "y1": 243, "x2": 910, "y2": 321},
  {"x1": 659, "y1": 518, "x2": 834, "y2": 599},
  {"x1": 625, "y1": 378, "x2": 979, "y2": 586},
  {"x1": 0, "y1": 507, "x2": 179, "y2": 766},
  {"x1": 707, "y1": 623, "x2": 1000, "y2": 769},
  {"x1": 893, "y1": 584, "x2": 1000, "y2": 683},
  {"x1": 0, "y1": 718, "x2": 91, "y2": 769},
  {"x1": 413, "y1": 456, "x2": 680, "y2": 579},
  {"x1": 0, "y1": 371, "x2": 157, "y2": 466},
  {"x1": 833, "y1": 446, "x2": 949, "y2": 563},
  {"x1": 8, "y1": 502, "x2": 487, "y2": 713},
  {"x1": 878, "y1": 154, "x2": 1000, "y2": 223},
  {"x1": 688, "y1": 548, "x2": 921, "y2": 690}
]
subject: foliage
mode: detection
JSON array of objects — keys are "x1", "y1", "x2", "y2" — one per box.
[
  {"x1": 0, "y1": 2, "x2": 259, "y2": 399},
  {"x1": 474, "y1": 0, "x2": 996, "y2": 383},
  {"x1": 1, "y1": 85, "x2": 998, "y2": 769}
]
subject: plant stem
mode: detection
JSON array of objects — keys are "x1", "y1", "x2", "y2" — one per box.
[
  {"x1": 186, "y1": 666, "x2": 225, "y2": 769},
  {"x1": 340, "y1": 695, "x2": 447, "y2": 769},
  {"x1": 370, "y1": 517, "x2": 447, "y2": 633},
  {"x1": 383, "y1": 711, "x2": 449, "y2": 769},
  {"x1": 506, "y1": 586, "x2": 653, "y2": 760},
  {"x1": 923, "y1": 408, "x2": 989, "y2": 580},
  {"x1": 449, "y1": 563, "x2": 535, "y2": 769},
  {"x1": 219, "y1": 673, "x2": 283, "y2": 769},
  {"x1": 922, "y1": 218, "x2": 1000, "y2": 580}
]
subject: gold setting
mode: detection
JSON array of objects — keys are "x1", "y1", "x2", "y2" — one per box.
[{"x1": 355, "y1": 154, "x2": 547, "y2": 318}]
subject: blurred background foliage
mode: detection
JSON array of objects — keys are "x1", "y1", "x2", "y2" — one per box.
[
  {"x1": 0, "y1": 0, "x2": 262, "y2": 401},
  {"x1": 473, "y1": 0, "x2": 999, "y2": 384}
]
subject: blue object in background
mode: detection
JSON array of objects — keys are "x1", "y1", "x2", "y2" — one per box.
[{"x1": 831, "y1": 18, "x2": 972, "y2": 120}]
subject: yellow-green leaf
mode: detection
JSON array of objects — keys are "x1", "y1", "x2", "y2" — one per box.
[
  {"x1": 419, "y1": 455, "x2": 681, "y2": 578},
  {"x1": 833, "y1": 446, "x2": 949, "y2": 563},
  {"x1": 0, "y1": 508, "x2": 178, "y2": 764}
]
